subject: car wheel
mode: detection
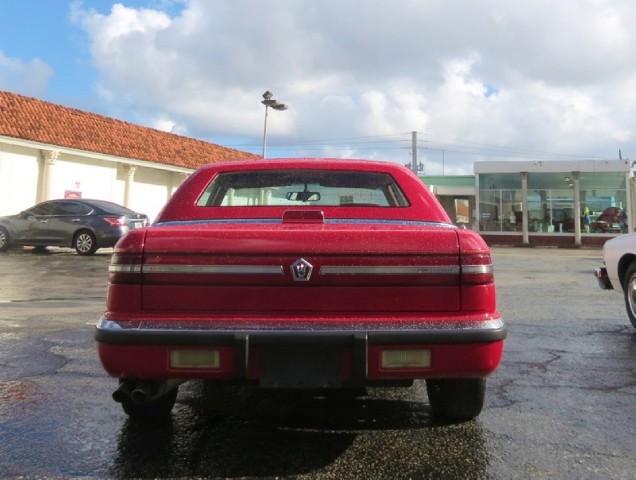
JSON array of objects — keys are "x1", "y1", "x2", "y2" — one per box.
[
  {"x1": 74, "y1": 230, "x2": 97, "y2": 255},
  {"x1": 121, "y1": 388, "x2": 178, "y2": 421},
  {"x1": 0, "y1": 227, "x2": 10, "y2": 252},
  {"x1": 426, "y1": 378, "x2": 486, "y2": 421},
  {"x1": 622, "y1": 262, "x2": 636, "y2": 328}
]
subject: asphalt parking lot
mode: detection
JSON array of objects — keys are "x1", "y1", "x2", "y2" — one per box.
[{"x1": 0, "y1": 246, "x2": 634, "y2": 479}]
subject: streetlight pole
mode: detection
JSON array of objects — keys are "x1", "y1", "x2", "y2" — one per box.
[{"x1": 261, "y1": 91, "x2": 287, "y2": 158}]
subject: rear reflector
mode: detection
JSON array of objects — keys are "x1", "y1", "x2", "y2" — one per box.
[
  {"x1": 381, "y1": 349, "x2": 431, "y2": 369},
  {"x1": 170, "y1": 349, "x2": 220, "y2": 369}
]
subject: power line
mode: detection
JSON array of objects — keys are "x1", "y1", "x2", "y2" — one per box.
[
  {"x1": 417, "y1": 132, "x2": 606, "y2": 160},
  {"x1": 224, "y1": 131, "x2": 609, "y2": 161},
  {"x1": 226, "y1": 132, "x2": 410, "y2": 149}
]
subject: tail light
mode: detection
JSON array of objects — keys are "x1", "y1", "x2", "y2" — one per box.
[
  {"x1": 109, "y1": 253, "x2": 143, "y2": 284},
  {"x1": 103, "y1": 216, "x2": 127, "y2": 227},
  {"x1": 460, "y1": 253, "x2": 494, "y2": 285}
]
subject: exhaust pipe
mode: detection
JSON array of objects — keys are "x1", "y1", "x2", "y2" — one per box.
[
  {"x1": 112, "y1": 381, "x2": 133, "y2": 403},
  {"x1": 130, "y1": 381, "x2": 159, "y2": 404},
  {"x1": 113, "y1": 379, "x2": 183, "y2": 404}
]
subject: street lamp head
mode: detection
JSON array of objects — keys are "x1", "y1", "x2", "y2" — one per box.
[
  {"x1": 262, "y1": 91, "x2": 273, "y2": 100},
  {"x1": 262, "y1": 99, "x2": 288, "y2": 110}
]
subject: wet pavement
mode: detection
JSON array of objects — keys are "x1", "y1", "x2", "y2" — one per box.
[{"x1": 0, "y1": 246, "x2": 634, "y2": 478}]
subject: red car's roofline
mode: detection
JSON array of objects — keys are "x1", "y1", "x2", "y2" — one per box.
[
  {"x1": 196, "y1": 158, "x2": 409, "y2": 172},
  {"x1": 156, "y1": 158, "x2": 450, "y2": 224}
]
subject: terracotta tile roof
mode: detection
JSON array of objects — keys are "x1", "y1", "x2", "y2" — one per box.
[{"x1": 0, "y1": 90, "x2": 259, "y2": 169}]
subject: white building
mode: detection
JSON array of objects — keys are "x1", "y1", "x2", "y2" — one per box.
[{"x1": 0, "y1": 90, "x2": 258, "y2": 221}]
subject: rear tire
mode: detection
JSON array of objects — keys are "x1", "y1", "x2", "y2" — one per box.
[
  {"x1": 74, "y1": 230, "x2": 97, "y2": 255},
  {"x1": 426, "y1": 378, "x2": 486, "y2": 421},
  {"x1": 622, "y1": 262, "x2": 636, "y2": 328},
  {"x1": 121, "y1": 388, "x2": 178, "y2": 421},
  {"x1": 0, "y1": 227, "x2": 10, "y2": 252}
]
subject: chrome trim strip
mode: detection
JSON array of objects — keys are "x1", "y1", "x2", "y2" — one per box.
[
  {"x1": 319, "y1": 265, "x2": 460, "y2": 275},
  {"x1": 154, "y1": 219, "x2": 281, "y2": 226},
  {"x1": 111, "y1": 264, "x2": 491, "y2": 276},
  {"x1": 142, "y1": 265, "x2": 284, "y2": 275},
  {"x1": 327, "y1": 219, "x2": 455, "y2": 228},
  {"x1": 154, "y1": 218, "x2": 455, "y2": 228},
  {"x1": 109, "y1": 265, "x2": 142, "y2": 274},
  {"x1": 462, "y1": 265, "x2": 494, "y2": 275}
]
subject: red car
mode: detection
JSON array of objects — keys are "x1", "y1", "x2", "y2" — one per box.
[
  {"x1": 95, "y1": 159, "x2": 505, "y2": 421},
  {"x1": 591, "y1": 207, "x2": 627, "y2": 233}
]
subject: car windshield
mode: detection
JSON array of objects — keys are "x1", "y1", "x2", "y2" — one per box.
[{"x1": 197, "y1": 170, "x2": 409, "y2": 207}]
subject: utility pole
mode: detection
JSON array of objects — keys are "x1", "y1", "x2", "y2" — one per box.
[
  {"x1": 411, "y1": 131, "x2": 419, "y2": 174},
  {"x1": 442, "y1": 149, "x2": 445, "y2": 176}
]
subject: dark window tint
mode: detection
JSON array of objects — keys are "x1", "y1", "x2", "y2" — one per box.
[
  {"x1": 28, "y1": 202, "x2": 57, "y2": 216},
  {"x1": 55, "y1": 201, "x2": 92, "y2": 215}
]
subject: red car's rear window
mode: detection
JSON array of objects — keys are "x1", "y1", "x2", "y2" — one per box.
[{"x1": 196, "y1": 170, "x2": 410, "y2": 208}]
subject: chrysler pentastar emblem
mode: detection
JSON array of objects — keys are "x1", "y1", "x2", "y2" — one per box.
[{"x1": 290, "y1": 258, "x2": 313, "y2": 281}]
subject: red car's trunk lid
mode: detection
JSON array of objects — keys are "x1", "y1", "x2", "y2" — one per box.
[{"x1": 137, "y1": 222, "x2": 461, "y2": 313}]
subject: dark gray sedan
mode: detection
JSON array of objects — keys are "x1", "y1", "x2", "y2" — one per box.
[{"x1": 0, "y1": 199, "x2": 149, "y2": 255}]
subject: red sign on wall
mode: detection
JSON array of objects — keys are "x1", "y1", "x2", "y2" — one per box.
[{"x1": 64, "y1": 190, "x2": 82, "y2": 199}]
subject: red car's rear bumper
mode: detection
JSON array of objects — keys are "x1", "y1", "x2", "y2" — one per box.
[{"x1": 95, "y1": 317, "x2": 506, "y2": 386}]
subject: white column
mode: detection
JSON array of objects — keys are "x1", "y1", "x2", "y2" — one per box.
[
  {"x1": 521, "y1": 172, "x2": 529, "y2": 245},
  {"x1": 474, "y1": 175, "x2": 480, "y2": 231},
  {"x1": 38, "y1": 149, "x2": 59, "y2": 202},
  {"x1": 573, "y1": 171, "x2": 582, "y2": 246},
  {"x1": 167, "y1": 172, "x2": 189, "y2": 201},
  {"x1": 123, "y1": 164, "x2": 137, "y2": 208}
]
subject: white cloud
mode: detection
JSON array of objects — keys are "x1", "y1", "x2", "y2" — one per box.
[
  {"x1": 0, "y1": 52, "x2": 54, "y2": 97},
  {"x1": 70, "y1": 0, "x2": 636, "y2": 170}
]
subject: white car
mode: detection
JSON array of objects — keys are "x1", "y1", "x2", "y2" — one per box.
[{"x1": 596, "y1": 232, "x2": 636, "y2": 327}]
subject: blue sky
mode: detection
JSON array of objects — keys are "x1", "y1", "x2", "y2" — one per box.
[
  {"x1": 0, "y1": 2, "x2": 90, "y2": 99},
  {"x1": 0, "y1": 1, "x2": 184, "y2": 109},
  {"x1": 1, "y1": 1, "x2": 635, "y2": 171}
]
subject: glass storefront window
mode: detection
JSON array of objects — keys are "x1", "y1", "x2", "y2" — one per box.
[
  {"x1": 580, "y1": 172, "x2": 627, "y2": 233},
  {"x1": 585, "y1": 195, "x2": 627, "y2": 232},
  {"x1": 479, "y1": 188, "x2": 523, "y2": 232},
  {"x1": 478, "y1": 173, "x2": 521, "y2": 190},
  {"x1": 528, "y1": 188, "x2": 573, "y2": 232},
  {"x1": 476, "y1": 165, "x2": 629, "y2": 236},
  {"x1": 582, "y1": 192, "x2": 627, "y2": 233},
  {"x1": 478, "y1": 173, "x2": 522, "y2": 232},
  {"x1": 526, "y1": 173, "x2": 572, "y2": 233}
]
